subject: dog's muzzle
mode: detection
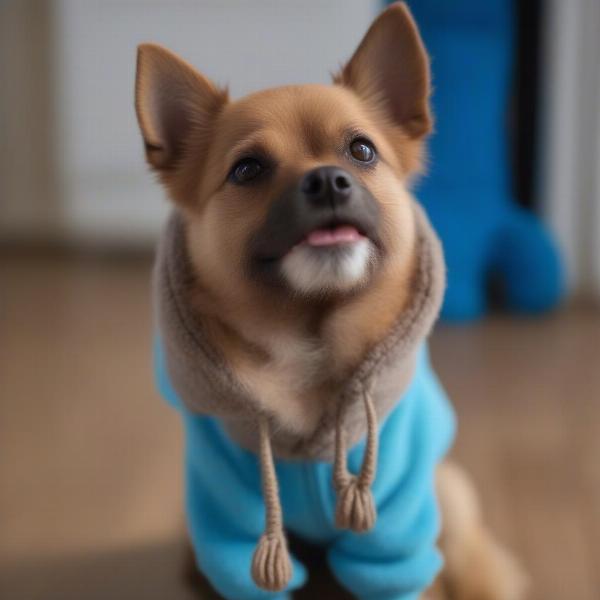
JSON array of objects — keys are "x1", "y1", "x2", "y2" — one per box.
[{"x1": 248, "y1": 166, "x2": 381, "y2": 275}]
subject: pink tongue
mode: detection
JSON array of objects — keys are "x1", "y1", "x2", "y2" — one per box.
[{"x1": 306, "y1": 225, "x2": 362, "y2": 247}]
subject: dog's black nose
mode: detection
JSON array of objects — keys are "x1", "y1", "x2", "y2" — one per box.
[{"x1": 300, "y1": 166, "x2": 353, "y2": 208}]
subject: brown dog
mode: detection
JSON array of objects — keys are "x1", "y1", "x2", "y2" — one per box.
[{"x1": 136, "y1": 3, "x2": 526, "y2": 599}]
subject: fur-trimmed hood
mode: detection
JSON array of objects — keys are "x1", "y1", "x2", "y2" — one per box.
[{"x1": 154, "y1": 201, "x2": 445, "y2": 462}]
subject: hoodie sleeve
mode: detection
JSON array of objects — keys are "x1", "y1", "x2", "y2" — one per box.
[
  {"x1": 183, "y1": 413, "x2": 308, "y2": 600},
  {"x1": 327, "y1": 347, "x2": 456, "y2": 600}
]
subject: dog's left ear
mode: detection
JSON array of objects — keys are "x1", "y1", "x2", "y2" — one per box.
[{"x1": 336, "y1": 2, "x2": 431, "y2": 139}]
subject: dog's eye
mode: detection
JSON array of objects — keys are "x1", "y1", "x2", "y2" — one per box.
[
  {"x1": 230, "y1": 158, "x2": 263, "y2": 184},
  {"x1": 349, "y1": 139, "x2": 376, "y2": 163}
]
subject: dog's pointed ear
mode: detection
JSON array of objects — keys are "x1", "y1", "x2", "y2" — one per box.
[
  {"x1": 135, "y1": 44, "x2": 228, "y2": 171},
  {"x1": 335, "y1": 2, "x2": 431, "y2": 139}
]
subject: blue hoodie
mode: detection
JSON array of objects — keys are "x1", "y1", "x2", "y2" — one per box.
[
  {"x1": 156, "y1": 340, "x2": 455, "y2": 600},
  {"x1": 153, "y1": 203, "x2": 453, "y2": 599}
]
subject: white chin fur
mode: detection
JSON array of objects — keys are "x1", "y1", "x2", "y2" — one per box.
[{"x1": 281, "y1": 239, "x2": 372, "y2": 295}]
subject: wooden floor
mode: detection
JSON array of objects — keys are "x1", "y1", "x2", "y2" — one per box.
[{"x1": 0, "y1": 252, "x2": 598, "y2": 600}]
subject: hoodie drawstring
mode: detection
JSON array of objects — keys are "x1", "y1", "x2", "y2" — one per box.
[
  {"x1": 251, "y1": 416, "x2": 292, "y2": 591},
  {"x1": 252, "y1": 387, "x2": 379, "y2": 591},
  {"x1": 333, "y1": 387, "x2": 378, "y2": 532}
]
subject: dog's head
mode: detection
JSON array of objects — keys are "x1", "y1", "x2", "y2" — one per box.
[{"x1": 135, "y1": 2, "x2": 431, "y2": 301}]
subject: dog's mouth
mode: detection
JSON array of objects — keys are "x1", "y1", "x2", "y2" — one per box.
[
  {"x1": 254, "y1": 218, "x2": 373, "y2": 267},
  {"x1": 293, "y1": 220, "x2": 367, "y2": 251}
]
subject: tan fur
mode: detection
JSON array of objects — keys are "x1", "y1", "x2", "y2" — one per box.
[
  {"x1": 175, "y1": 84, "x2": 420, "y2": 434},
  {"x1": 430, "y1": 462, "x2": 529, "y2": 600},
  {"x1": 135, "y1": 15, "x2": 426, "y2": 430},
  {"x1": 135, "y1": 3, "x2": 526, "y2": 597}
]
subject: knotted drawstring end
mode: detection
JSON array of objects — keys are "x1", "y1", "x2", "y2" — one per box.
[
  {"x1": 251, "y1": 532, "x2": 292, "y2": 591},
  {"x1": 252, "y1": 416, "x2": 292, "y2": 592},
  {"x1": 334, "y1": 477, "x2": 377, "y2": 532},
  {"x1": 333, "y1": 388, "x2": 379, "y2": 533}
]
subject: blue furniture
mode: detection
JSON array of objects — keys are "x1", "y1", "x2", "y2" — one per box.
[{"x1": 401, "y1": 0, "x2": 563, "y2": 320}]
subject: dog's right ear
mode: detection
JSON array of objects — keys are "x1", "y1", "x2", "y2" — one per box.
[{"x1": 135, "y1": 44, "x2": 227, "y2": 172}]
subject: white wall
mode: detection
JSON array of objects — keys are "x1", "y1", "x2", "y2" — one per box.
[
  {"x1": 594, "y1": 68, "x2": 600, "y2": 297},
  {"x1": 0, "y1": 1, "x2": 62, "y2": 241},
  {"x1": 0, "y1": 0, "x2": 378, "y2": 246},
  {"x1": 541, "y1": 0, "x2": 600, "y2": 297}
]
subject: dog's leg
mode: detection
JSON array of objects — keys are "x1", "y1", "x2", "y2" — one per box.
[
  {"x1": 434, "y1": 461, "x2": 529, "y2": 600},
  {"x1": 422, "y1": 576, "x2": 448, "y2": 600}
]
